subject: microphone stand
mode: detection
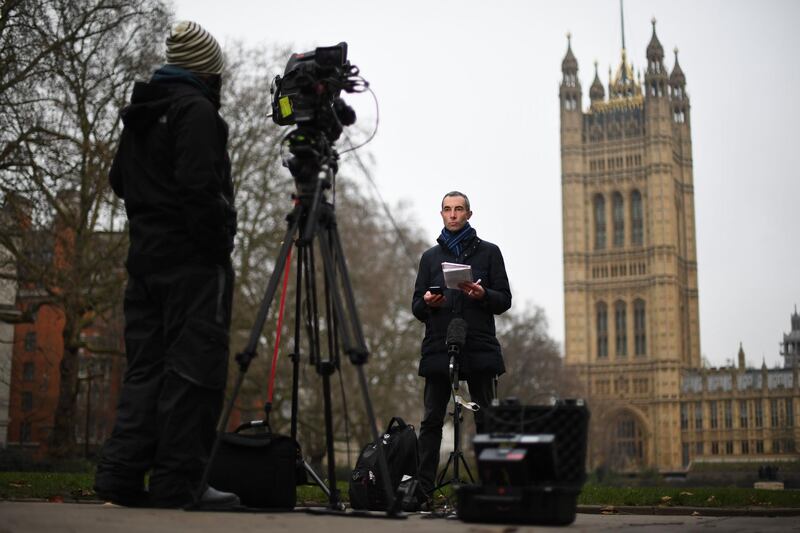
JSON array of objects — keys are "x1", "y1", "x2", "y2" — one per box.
[{"x1": 434, "y1": 343, "x2": 475, "y2": 494}]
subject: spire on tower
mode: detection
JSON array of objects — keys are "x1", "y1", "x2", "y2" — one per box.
[
  {"x1": 561, "y1": 32, "x2": 578, "y2": 75},
  {"x1": 590, "y1": 60, "x2": 605, "y2": 102},
  {"x1": 670, "y1": 47, "x2": 686, "y2": 88},
  {"x1": 560, "y1": 33, "x2": 581, "y2": 112}
]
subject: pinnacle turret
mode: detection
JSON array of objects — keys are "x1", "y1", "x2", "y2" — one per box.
[
  {"x1": 562, "y1": 33, "x2": 578, "y2": 75},
  {"x1": 670, "y1": 48, "x2": 686, "y2": 87},
  {"x1": 590, "y1": 61, "x2": 605, "y2": 102}
]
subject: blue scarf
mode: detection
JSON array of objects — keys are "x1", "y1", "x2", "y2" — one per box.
[{"x1": 438, "y1": 222, "x2": 476, "y2": 257}]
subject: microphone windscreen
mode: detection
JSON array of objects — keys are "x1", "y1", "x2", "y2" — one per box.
[{"x1": 446, "y1": 318, "x2": 468, "y2": 347}]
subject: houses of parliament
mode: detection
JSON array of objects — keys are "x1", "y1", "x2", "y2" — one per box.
[{"x1": 559, "y1": 20, "x2": 799, "y2": 471}]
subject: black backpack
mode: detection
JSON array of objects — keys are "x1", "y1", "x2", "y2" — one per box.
[{"x1": 349, "y1": 417, "x2": 419, "y2": 511}]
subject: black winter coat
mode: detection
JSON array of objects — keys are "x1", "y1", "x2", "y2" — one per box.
[
  {"x1": 110, "y1": 76, "x2": 236, "y2": 277},
  {"x1": 412, "y1": 234, "x2": 512, "y2": 378}
]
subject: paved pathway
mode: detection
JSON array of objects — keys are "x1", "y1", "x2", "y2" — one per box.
[{"x1": 2, "y1": 502, "x2": 800, "y2": 533}]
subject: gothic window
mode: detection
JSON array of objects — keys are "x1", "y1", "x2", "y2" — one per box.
[
  {"x1": 755, "y1": 400, "x2": 763, "y2": 427},
  {"x1": 710, "y1": 401, "x2": 718, "y2": 429},
  {"x1": 740, "y1": 400, "x2": 748, "y2": 428},
  {"x1": 615, "y1": 300, "x2": 627, "y2": 356},
  {"x1": 724, "y1": 400, "x2": 733, "y2": 429},
  {"x1": 610, "y1": 414, "x2": 644, "y2": 468},
  {"x1": 682, "y1": 443, "x2": 690, "y2": 467},
  {"x1": 613, "y1": 192, "x2": 624, "y2": 247},
  {"x1": 634, "y1": 299, "x2": 646, "y2": 356},
  {"x1": 596, "y1": 301, "x2": 608, "y2": 358},
  {"x1": 594, "y1": 194, "x2": 606, "y2": 249},
  {"x1": 770, "y1": 399, "x2": 780, "y2": 427},
  {"x1": 680, "y1": 403, "x2": 689, "y2": 430},
  {"x1": 631, "y1": 190, "x2": 643, "y2": 245},
  {"x1": 694, "y1": 401, "x2": 703, "y2": 429},
  {"x1": 787, "y1": 398, "x2": 794, "y2": 427},
  {"x1": 741, "y1": 440, "x2": 750, "y2": 454}
]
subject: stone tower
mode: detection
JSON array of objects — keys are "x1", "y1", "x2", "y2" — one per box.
[{"x1": 560, "y1": 18, "x2": 701, "y2": 471}]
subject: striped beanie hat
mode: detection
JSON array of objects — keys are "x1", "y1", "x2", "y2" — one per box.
[{"x1": 165, "y1": 21, "x2": 223, "y2": 75}]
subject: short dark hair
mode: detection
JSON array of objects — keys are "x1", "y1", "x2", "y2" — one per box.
[{"x1": 441, "y1": 191, "x2": 470, "y2": 211}]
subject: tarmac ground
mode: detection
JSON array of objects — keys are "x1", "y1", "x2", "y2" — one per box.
[{"x1": 1, "y1": 502, "x2": 800, "y2": 533}]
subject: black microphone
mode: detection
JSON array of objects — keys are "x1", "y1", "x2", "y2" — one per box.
[{"x1": 446, "y1": 318, "x2": 468, "y2": 354}]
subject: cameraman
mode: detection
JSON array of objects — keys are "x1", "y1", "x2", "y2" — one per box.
[
  {"x1": 95, "y1": 21, "x2": 238, "y2": 509},
  {"x1": 411, "y1": 191, "x2": 512, "y2": 504}
]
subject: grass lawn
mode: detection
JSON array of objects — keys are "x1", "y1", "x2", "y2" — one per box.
[{"x1": 1, "y1": 472, "x2": 798, "y2": 508}]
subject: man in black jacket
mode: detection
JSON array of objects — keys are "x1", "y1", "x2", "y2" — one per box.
[
  {"x1": 412, "y1": 191, "x2": 512, "y2": 498},
  {"x1": 94, "y1": 21, "x2": 238, "y2": 509}
]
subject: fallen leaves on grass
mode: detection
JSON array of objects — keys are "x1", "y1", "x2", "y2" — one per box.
[
  {"x1": 660, "y1": 496, "x2": 672, "y2": 504},
  {"x1": 9, "y1": 481, "x2": 31, "y2": 488}
]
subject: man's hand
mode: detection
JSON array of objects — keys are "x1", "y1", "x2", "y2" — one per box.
[
  {"x1": 458, "y1": 281, "x2": 485, "y2": 300},
  {"x1": 424, "y1": 291, "x2": 446, "y2": 307}
]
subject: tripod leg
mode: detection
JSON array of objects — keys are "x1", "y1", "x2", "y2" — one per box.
[
  {"x1": 303, "y1": 460, "x2": 331, "y2": 497},
  {"x1": 435, "y1": 452, "x2": 456, "y2": 489},
  {"x1": 458, "y1": 453, "x2": 475, "y2": 483},
  {"x1": 290, "y1": 245, "x2": 304, "y2": 441},
  {"x1": 241, "y1": 206, "x2": 302, "y2": 356}
]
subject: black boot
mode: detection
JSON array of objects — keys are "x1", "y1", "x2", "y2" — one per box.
[{"x1": 185, "y1": 486, "x2": 240, "y2": 511}]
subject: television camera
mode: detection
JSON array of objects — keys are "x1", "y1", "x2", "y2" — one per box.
[{"x1": 270, "y1": 42, "x2": 368, "y2": 185}]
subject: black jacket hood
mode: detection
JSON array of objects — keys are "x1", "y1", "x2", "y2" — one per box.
[
  {"x1": 121, "y1": 82, "x2": 173, "y2": 131},
  {"x1": 121, "y1": 67, "x2": 221, "y2": 131}
]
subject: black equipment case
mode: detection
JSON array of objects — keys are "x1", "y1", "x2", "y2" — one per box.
[
  {"x1": 457, "y1": 399, "x2": 590, "y2": 525},
  {"x1": 208, "y1": 420, "x2": 300, "y2": 509}
]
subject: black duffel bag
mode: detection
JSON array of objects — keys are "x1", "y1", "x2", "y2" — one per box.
[
  {"x1": 208, "y1": 420, "x2": 300, "y2": 509},
  {"x1": 349, "y1": 417, "x2": 419, "y2": 511}
]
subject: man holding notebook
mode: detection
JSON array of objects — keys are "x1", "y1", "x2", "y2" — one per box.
[{"x1": 411, "y1": 190, "x2": 512, "y2": 503}]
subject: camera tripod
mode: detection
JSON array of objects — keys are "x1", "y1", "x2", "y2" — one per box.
[{"x1": 197, "y1": 144, "x2": 402, "y2": 516}]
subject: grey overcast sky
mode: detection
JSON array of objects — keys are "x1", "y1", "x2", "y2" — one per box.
[{"x1": 171, "y1": 0, "x2": 800, "y2": 369}]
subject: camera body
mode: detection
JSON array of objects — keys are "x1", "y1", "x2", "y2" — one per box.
[{"x1": 270, "y1": 42, "x2": 361, "y2": 143}]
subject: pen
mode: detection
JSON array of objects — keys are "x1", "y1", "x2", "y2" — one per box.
[{"x1": 468, "y1": 279, "x2": 482, "y2": 296}]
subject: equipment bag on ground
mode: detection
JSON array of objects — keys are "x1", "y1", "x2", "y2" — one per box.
[
  {"x1": 349, "y1": 417, "x2": 419, "y2": 511},
  {"x1": 209, "y1": 420, "x2": 300, "y2": 509}
]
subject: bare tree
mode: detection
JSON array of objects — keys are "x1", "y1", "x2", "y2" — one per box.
[
  {"x1": 0, "y1": 0, "x2": 170, "y2": 457},
  {"x1": 496, "y1": 306, "x2": 581, "y2": 403}
]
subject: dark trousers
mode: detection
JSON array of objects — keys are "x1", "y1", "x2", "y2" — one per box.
[
  {"x1": 95, "y1": 262, "x2": 233, "y2": 506},
  {"x1": 417, "y1": 373, "x2": 495, "y2": 495}
]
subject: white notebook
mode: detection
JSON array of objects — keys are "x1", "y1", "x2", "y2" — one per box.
[{"x1": 441, "y1": 262, "x2": 473, "y2": 289}]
